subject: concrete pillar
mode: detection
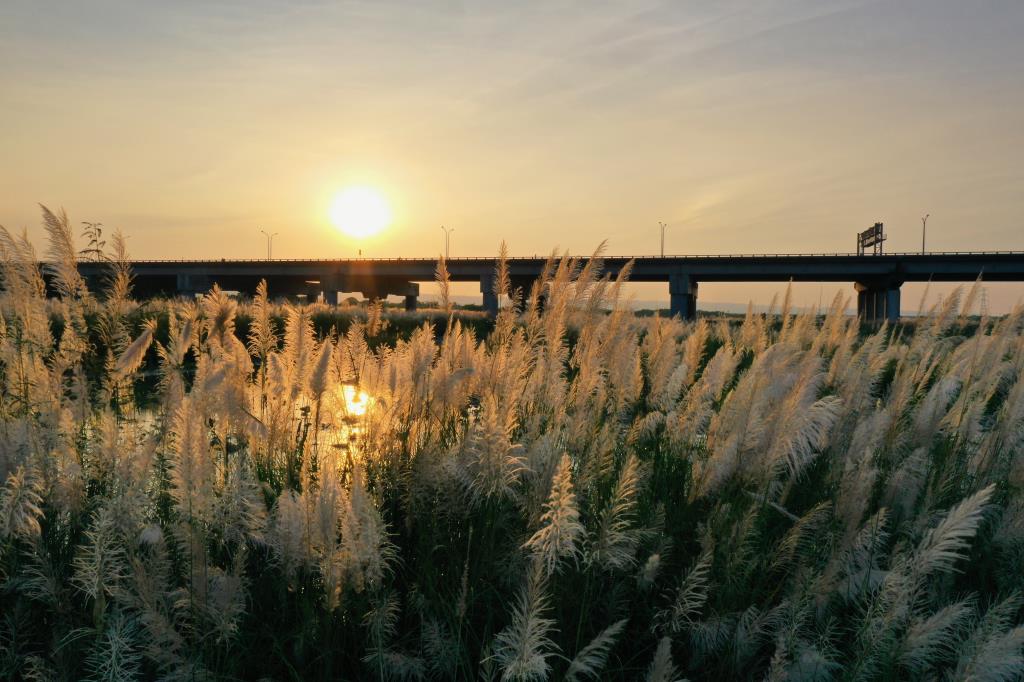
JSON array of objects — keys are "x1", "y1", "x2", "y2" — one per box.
[
  {"x1": 405, "y1": 294, "x2": 418, "y2": 312},
  {"x1": 855, "y1": 280, "x2": 901, "y2": 323},
  {"x1": 481, "y1": 275, "x2": 499, "y2": 316},
  {"x1": 669, "y1": 273, "x2": 698, "y2": 320},
  {"x1": 323, "y1": 290, "x2": 339, "y2": 306},
  {"x1": 885, "y1": 287, "x2": 901, "y2": 323},
  {"x1": 176, "y1": 273, "x2": 209, "y2": 300}
]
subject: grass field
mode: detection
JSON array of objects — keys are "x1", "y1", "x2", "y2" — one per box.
[{"x1": 2, "y1": 209, "x2": 1024, "y2": 681}]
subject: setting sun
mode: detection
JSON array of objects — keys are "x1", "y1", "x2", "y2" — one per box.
[{"x1": 328, "y1": 186, "x2": 392, "y2": 238}]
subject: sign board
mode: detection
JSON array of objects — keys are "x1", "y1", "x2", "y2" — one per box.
[{"x1": 857, "y1": 222, "x2": 886, "y2": 255}]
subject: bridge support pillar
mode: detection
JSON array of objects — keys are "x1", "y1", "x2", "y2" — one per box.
[
  {"x1": 669, "y1": 274, "x2": 698, "y2": 320},
  {"x1": 405, "y1": 294, "x2": 418, "y2": 312},
  {"x1": 855, "y1": 280, "x2": 901, "y2": 323},
  {"x1": 481, "y1": 275, "x2": 499, "y2": 316},
  {"x1": 176, "y1": 273, "x2": 210, "y2": 300},
  {"x1": 323, "y1": 290, "x2": 338, "y2": 306}
]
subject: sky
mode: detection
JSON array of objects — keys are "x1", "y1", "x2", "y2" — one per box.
[{"x1": 2, "y1": 0, "x2": 1023, "y2": 311}]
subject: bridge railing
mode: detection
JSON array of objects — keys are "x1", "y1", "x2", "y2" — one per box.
[{"x1": 69, "y1": 250, "x2": 1024, "y2": 265}]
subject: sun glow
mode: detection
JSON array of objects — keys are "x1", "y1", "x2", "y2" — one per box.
[{"x1": 329, "y1": 186, "x2": 392, "y2": 239}]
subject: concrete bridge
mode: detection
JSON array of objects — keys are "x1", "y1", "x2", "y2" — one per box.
[{"x1": 75, "y1": 251, "x2": 1024, "y2": 321}]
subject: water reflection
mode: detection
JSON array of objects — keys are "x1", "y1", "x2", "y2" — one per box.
[{"x1": 341, "y1": 384, "x2": 371, "y2": 417}]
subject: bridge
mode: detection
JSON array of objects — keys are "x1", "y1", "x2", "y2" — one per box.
[{"x1": 75, "y1": 251, "x2": 1024, "y2": 321}]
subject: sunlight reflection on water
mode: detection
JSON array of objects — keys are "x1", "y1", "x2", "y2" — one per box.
[{"x1": 341, "y1": 384, "x2": 371, "y2": 417}]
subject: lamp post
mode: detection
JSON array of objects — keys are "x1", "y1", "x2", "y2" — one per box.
[
  {"x1": 921, "y1": 214, "x2": 929, "y2": 255},
  {"x1": 440, "y1": 225, "x2": 454, "y2": 259},
  {"x1": 260, "y1": 229, "x2": 278, "y2": 260},
  {"x1": 659, "y1": 221, "x2": 668, "y2": 257}
]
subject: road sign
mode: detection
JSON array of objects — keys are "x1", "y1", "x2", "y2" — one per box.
[{"x1": 857, "y1": 222, "x2": 886, "y2": 255}]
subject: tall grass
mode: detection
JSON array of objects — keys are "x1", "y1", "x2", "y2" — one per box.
[{"x1": 2, "y1": 206, "x2": 1024, "y2": 680}]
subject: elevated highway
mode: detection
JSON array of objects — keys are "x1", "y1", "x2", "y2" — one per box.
[{"x1": 75, "y1": 251, "x2": 1024, "y2": 321}]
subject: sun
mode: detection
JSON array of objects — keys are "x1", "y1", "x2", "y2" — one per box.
[{"x1": 329, "y1": 186, "x2": 392, "y2": 238}]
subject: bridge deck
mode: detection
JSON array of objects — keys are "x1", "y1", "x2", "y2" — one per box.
[{"x1": 70, "y1": 250, "x2": 1024, "y2": 321}]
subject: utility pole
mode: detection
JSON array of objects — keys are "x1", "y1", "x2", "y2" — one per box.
[
  {"x1": 440, "y1": 225, "x2": 454, "y2": 259},
  {"x1": 659, "y1": 221, "x2": 668, "y2": 257},
  {"x1": 260, "y1": 229, "x2": 278, "y2": 259},
  {"x1": 921, "y1": 214, "x2": 929, "y2": 254}
]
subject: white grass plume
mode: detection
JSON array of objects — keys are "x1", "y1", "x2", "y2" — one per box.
[
  {"x1": 897, "y1": 597, "x2": 975, "y2": 674},
  {"x1": 646, "y1": 637, "x2": 684, "y2": 682},
  {"x1": 40, "y1": 204, "x2": 88, "y2": 300},
  {"x1": 85, "y1": 609, "x2": 142, "y2": 682},
  {"x1": 491, "y1": 563, "x2": 559, "y2": 681},
  {"x1": 660, "y1": 552, "x2": 712, "y2": 634},
  {"x1": 589, "y1": 453, "x2": 643, "y2": 571},
  {"x1": 496, "y1": 241, "x2": 512, "y2": 307},
  {"x1": 0, "y1": 465, "x2": 44, "y2": 541},
  {"x1": 436, "y1": 255, "x2": 452, "y2": 314},
  {"x1": 113, "y1": 319, "x2": 156, "y2": 381},
  {"x1": 909, "y1": 484, "x2": 995, "y2": 580},
  {"x1": 523, "y1": 453, "x2": 583, "y2": 575},
  {"x1": 954, "y1": 593, "x2": 1024, "y2": 681},
  {"x1": 564, "y1": 618, "x2": 627, "y2": 681}
]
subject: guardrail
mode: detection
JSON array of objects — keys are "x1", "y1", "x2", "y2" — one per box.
[{"x1": 70, "y1": 250, "x2": 1024, "y2": 265}]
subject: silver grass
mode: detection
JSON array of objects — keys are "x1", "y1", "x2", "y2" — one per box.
[
  {"x1": 955, "y1": 625, "x2": 1024, "y2": 682},
  {"x1": 523, "y1": 453, "x2": 584, "y2": 575},
  {"x1": 40, "y1": 204, "x2": 88, "y2": 300},
  {"x1": 589, "y1": 453, "x2": 643, "y2": 571},
  {"x1": 645, "y1": 637, "x2": 683, "y2": 682},
  {"x1": 246, "y1": 279, "x2": 277, "y2": 359},
  {"x1": 113, "y1": 319, "x2": 156, "y2": 380},
  {"x1": 364, "y1": 590, "x2": 402, "y2": 651},
  {"x1": 283, "y1": 303, "x2": 315, "y2": 399},
  {"x1": 491, "y1": 564, "x2": 559, "y2": 682},
  {"x1": 0, "y1": 465, "x2": 43, "y2": 541},
  {"x1": 953, "y1": 592, "x2": 1024, "y2": 681},
  {"x1": 168, "y1": 400, "x2": 217, "y2": 524},
  {"x1": 638, "y1": 552, "x2": 663, "y2": 590},
  {"x1": 690, "y1": 613, "x2": 736, "y2": 662},
  {"x1": 784, "y1": 645, "x2": 839, "y2": 682},
  {"x1": 17, "y1": 547, "x2": 67, "y2": 608},
  {"x1": 340, "y1": 466, "x2": 397, "y2": 592},
  {"x1": 73, "y1": 505, "x2": 128, "y2": 621},
  {"x1": 85, "y1": 610, "x2": 142, "y2": 682},
  {"x1": 21, "y1": 655, "x2": 57, "y2": 682},
  {"x1": 268, "y1": 490, "x2": 314, "y2": 579},
  {"x1": 564, "y1": 618, "x2": 627, "y2": 681},
  {"x1": 365, "y1": 650, "x2": 427, "y2": 681},
  {"x1": 909, "y1": 484, "x2": 995, "y2": 580},
  {"x1": 462, "y1": 396, "x2": 528, "y2": 505},
  {"x1": 496, "y1": 241, "x2": 512, "y2": 306},
  {"x1": 2, "y1": 239, "x2": 1024, "y2": 679},
  {"x1": 770, "y1": 502, "x2": 831, "y2": 573},
  {"x1": 103, "y1": 228, "x2": 133, "y2": 302},
  {"x1": 897, "y1": 597, "x2": 975, "y2": 674},
  {"x1": 309, "y1": 338, "x2": 334, "y2": 397},
  {"x1": 203, "y1": 564, "x2": 248, "y2": 645},
  {"x1": 214, "y1": 456, "x2": 266, "y2": 546},
  {"x1": 436, "y1": 255, "x2": 452, "y2": 314},
  {"x1": 422, "y1": 618, "x2": 459, "y2": 678},
  {"x1": 660, "y1": 552, "x2": 712, "y2": 634},
  {"x1": 769, "y1": 395, "x2": 843, "y2": 479},
  {"x1": 731, "y1": 603, "x2": 788, "y2": 671}
]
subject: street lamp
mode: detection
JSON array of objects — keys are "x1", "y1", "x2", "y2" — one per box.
[
  {"x1": 440, "y1": 225, "x2": 455, "y2": 259},
  {"x1": 921, "y1": 214, "x2": 929, "y2": 255},
  {"x1": 260, "y1": 229, "x2": 278, "y2": 260},
  {"x1": 659, "y1": 221, "x2": 668, "y2": 257}
]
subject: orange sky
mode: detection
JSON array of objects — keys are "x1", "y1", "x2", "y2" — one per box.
[{"x1": 2, "y1": 1, "x2": 1023, "y2": 311}]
